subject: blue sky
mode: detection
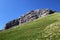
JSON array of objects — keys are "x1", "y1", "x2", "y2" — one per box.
[{"x1": 0, "y1": 0, "x2": 60, "y2": 30}]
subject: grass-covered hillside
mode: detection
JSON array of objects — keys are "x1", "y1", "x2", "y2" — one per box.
[{"x1": 0, "y1": 12, "x2": 60, "y2": 40}]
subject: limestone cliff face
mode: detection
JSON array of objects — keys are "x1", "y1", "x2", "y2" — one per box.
[{"x1": 5, "y1": 9, "x2": 56, "y2": 29}]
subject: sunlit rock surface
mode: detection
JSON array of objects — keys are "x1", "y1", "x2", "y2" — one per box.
[{"x1": 5, "y1": 9, "x2": 56, "y2": 29}]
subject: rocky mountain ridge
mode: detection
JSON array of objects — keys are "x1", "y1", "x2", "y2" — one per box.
[{"x1": 5, "y1": 9, "x2": 56, "y2": 29}]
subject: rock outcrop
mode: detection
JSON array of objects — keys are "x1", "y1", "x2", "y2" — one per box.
[
  {"x1": 5, "y1": 9, "x2": 56, "y2": 29},
  {"x1": 5, "y1": 19, "x2": 19, "y2": 29}
]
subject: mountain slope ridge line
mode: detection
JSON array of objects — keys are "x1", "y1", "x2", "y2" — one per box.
[
  {"x1": 0, "y1": 13, "x2": 60, "y2": 40},
  {"x1": 5, "y1": 9, "x2": 56, "y2": 29}
]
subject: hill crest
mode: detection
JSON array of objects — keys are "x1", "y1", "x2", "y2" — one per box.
[{"x1": 5, "y1": 9, "x2": 56, "y2": 29}]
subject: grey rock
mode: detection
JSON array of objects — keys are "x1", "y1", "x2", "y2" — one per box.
[
  {"x1": 5, "y1": 9, "x2": 56, "y2": 29},
  {"x1": 5, "y1": 19, "x2": 19, "y2": 29}
]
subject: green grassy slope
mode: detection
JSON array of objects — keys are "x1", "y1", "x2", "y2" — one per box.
[{"x1": 0, "y1": 12, "x2": 60, "y2": 40}]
